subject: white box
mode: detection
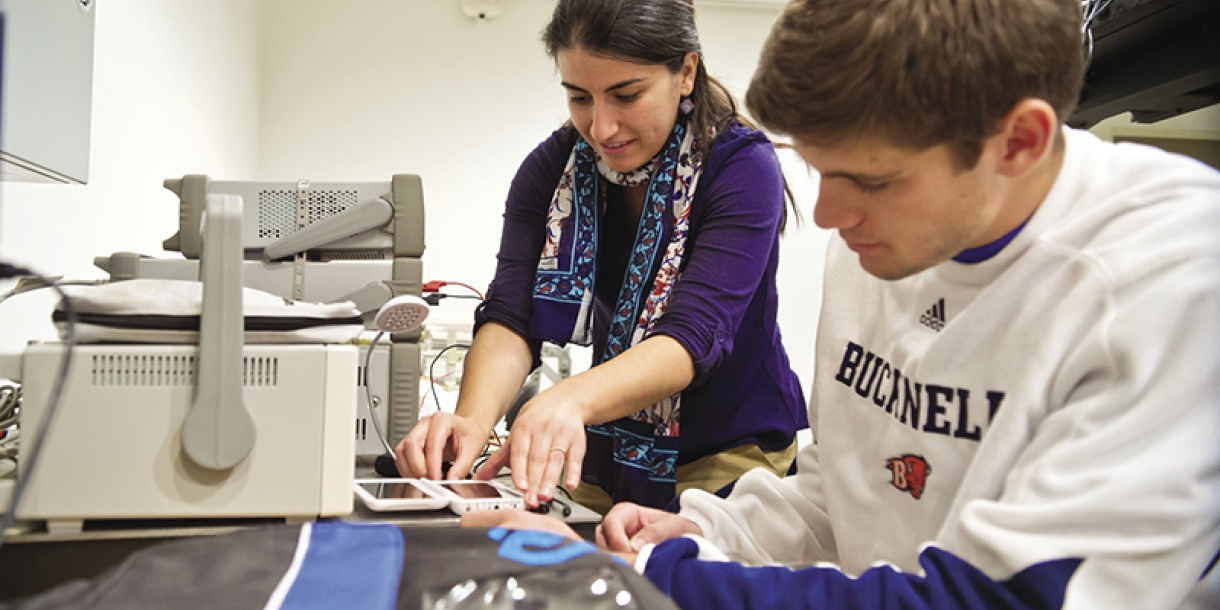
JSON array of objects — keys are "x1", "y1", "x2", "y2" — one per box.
[{"x1": 15, "y1": 342, "x2": 357, "y2": 531}]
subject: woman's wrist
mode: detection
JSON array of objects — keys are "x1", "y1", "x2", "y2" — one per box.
[
  {"x1": 546, "y1": 375, "x2": 598, "y2": 425},
  {"x1": 451, "y1": 401, "x2": 503, "y2": 439}
]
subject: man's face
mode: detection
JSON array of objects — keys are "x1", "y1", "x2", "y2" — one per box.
[{"x1": 795, "y1": 137, "x2": 1004, "y2": 280}]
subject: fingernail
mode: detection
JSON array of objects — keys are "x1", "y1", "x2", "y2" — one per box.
[{"x1": 631, "y1": 538, "x2": 644, "y2": 552}]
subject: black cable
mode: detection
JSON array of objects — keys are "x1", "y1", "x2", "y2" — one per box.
[
  {"x1": 0, "y1": 263, "x2": 33, "y2": 279},
  {"x1": 471, "y1": 449, "x2": 495, "y2": 476},
  {"x1": 0, "y1": 267, "x2": 75, "y2": 551},
  {"x1": 428, "y1": 343, "x2": 470, "y2": 415},
  {"x1": 422, "y1": 293, "x2": 481, "y2": 307},
  {"x1": 363, "y1": 339, "x2": 468, "y2": 475},
  {"x1": 549, "y1": 496, "x2": 573, "y2": 517}
]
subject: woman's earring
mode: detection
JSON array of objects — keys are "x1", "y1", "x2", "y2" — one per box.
[{"x1": 679, "y1": 96, "x2": 695, "y2": 115}]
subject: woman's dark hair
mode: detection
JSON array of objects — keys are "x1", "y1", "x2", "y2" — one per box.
[{"x1": 542, "y1": 0, "x2": 799, "y2": 229}]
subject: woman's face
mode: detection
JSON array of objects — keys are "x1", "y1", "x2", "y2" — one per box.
[{"x1": 556, "y1": 48, "x2": 697, "y2": 173}]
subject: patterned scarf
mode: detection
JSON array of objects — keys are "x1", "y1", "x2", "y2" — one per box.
[{"x1": 530, "y1": 120, "x2": 703, "y2": 501}]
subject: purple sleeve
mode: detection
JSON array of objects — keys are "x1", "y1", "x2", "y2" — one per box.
[
  {"x1": 649, "y1": 130, "x2": 786, "y2": 387},
  {"x1": 643, "y1": 538, "x2": 1080, "y2": 610},
  {"x1": 472, "y1": 127, "x2": 576, "y2": 364}
]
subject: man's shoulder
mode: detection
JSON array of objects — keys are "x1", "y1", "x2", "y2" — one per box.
[
  {"x1": 1043, "y1": 128, "x2": 1220, "y2": 256},
  {"x1": 1065, "y1": 127, "x2": 1219, "y2": 184}
]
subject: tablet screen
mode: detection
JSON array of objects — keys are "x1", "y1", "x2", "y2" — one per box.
[
  {"x1": 360, "y1": 481, "x2": 433, "y2": 500},
  {"x1": 436, "y1": 481, "x2": 505, "y2": 499}
]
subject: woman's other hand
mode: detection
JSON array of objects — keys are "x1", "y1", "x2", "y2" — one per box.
[{"x1": 395, "y1": 412, "x2": 491, "y2": 480}]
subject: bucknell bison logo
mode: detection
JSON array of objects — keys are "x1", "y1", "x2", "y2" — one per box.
[{"x1": 886, "y1": 454, "x2": 931, "y2": 499}]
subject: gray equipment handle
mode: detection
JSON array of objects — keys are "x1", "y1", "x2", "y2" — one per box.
[
  {"x1": 180, "y1": 193, "x2": 256, "y2": 470},
  {"x1": 262, "y1": 195, "x2": 394, "y2": 261}
]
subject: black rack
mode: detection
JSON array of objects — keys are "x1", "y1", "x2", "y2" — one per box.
[{"x1": 1069, "y1": 0, "x2": 1220, "y2": 128}]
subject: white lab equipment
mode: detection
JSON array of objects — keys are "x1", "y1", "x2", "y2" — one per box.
[
  {"x1": 93, "y1": 174, "x2": 428, "y2": 458},
  {"x1": 2, "y1": 194, "x2": 359, "y2": 532}
]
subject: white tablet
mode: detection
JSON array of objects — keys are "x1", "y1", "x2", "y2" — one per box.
[
  {"x1": 353, "y1": 478, "x2": 449, "y2": 512},
  {"x1": 425, "y1": 479, "x2": 526, "y2": 514}
]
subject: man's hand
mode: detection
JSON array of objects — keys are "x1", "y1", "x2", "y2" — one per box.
[{"x1": 596, "y1": 502, "x2": 703, "y2": 552}]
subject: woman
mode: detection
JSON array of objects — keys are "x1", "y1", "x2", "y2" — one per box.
[{"x1": 396, "y1": 0, "x2": 806, "y2": 513}]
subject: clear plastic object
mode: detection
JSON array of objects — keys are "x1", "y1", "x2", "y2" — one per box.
[{"x1": 422, "y1": 566, "x2": 641, "y2": 609}]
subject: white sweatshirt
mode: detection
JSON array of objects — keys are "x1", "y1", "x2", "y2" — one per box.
[{"x1": 642, "y1": 128, "x2": 1220, "y2": 610}]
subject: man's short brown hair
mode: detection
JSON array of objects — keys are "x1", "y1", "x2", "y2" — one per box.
[{"x1": 745, "y1": 0, "x2": 1085, "y2": 169}]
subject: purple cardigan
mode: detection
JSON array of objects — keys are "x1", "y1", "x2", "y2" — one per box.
[{"x1": 476, "y1": 123, "x2": 807, "y2": 468}]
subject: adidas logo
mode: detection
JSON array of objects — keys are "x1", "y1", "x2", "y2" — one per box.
[{"x1": 919, "y1": 298, "x2": 946, "y2": 332}]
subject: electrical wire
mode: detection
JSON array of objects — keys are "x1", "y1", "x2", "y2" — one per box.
[
  {"x1": 362, "y1": 330, "x2": 397, "y2": 456},
  {"x1": 419, "y1": 369, "x2": 463, "y2": 412},
  {"x1": 428, "y1": 343, "x2": 470, "y2": 415},
  {"x1": 422, "y1": 280, "x2": 485, "y2": 301},
  {"x1": 0, "y1": 383, "x2": 20, "y2": 432},
  {"x1": 444, "y1": 282, "x2": 484, "y2": 300},
  {"x1": 393, "y1": 284, "x2": 489, "y2": 473},
  {"x1": 1081, "y1": 0, "x2": 1112, "y2": 68},
  {"x1": 0, "y1": 384, "x2": 20, "y2": 474},
  {"x1": 364, "y1": 278, "x2": 481, "y2": 463},
  {"x1": 364, "y1": 338, "x2": 480, "y2": 459},
  {"x1": 0, "y1": 269, "x2": 76, "y2": 551},
  {"x1": 0, "y1": 278, "x2": 103, "y2": 307},
  {"x1": 422, "y1": 293, "x2": 481, "y2": 307},
  {"x1": 422, "y1": 343, "x2": 505, "y2": 465}
]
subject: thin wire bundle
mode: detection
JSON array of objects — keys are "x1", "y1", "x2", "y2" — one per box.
[
  {"x1": 1081, "y1": 0, "x2": 1113, "y2": 68},
  {"x1": 0, "y1": 384, "x2": 20, "y2": 434},
  {"x1": 0, "y1": 270, "x2": 76, "y2": 551}
]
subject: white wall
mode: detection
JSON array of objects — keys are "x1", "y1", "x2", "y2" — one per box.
[
  {"x1": 257, "y1": 0, "x2": 829, "y2": 394},
  {"x1": 0, "y1": 0, "x2": 262, "y2": 351}
]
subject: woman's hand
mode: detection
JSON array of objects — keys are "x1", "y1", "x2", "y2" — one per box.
[
  {"x1": 474, "y1": 384, "x2": 587, "y2": 508},
  {"x1": 461, "y1": 508, "x2": 584, "y2": 542},
  {"x1": 596, "y1": 502, "x2": 703, "y2": 552},
  {"x1": 395, "y1": 412, "x2": 491, "y2": 480}
]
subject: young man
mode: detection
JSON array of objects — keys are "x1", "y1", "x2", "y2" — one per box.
[{"x1": 468, "y1": 0, "x2": 1220, "y2": 608}]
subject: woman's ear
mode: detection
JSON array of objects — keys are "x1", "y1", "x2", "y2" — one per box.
[
  {"x1": 993, "y1": 98, "x2": 1059, "y2": 178},
  {"x1": 680, "y1": 52, "x2": 699, "y2": 96}
]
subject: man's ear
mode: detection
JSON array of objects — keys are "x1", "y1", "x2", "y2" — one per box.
[{"x1": 993, "y1": 99, "x2": 1059, "y2": 178}]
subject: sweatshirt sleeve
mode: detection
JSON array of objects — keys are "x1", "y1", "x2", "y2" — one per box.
[
  {"x1": 672, "y1": 440, "x2": 837, "y2": 568},
  {"x1": 642, "y1": 537, "x2": 1081, "y2": 610}
]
